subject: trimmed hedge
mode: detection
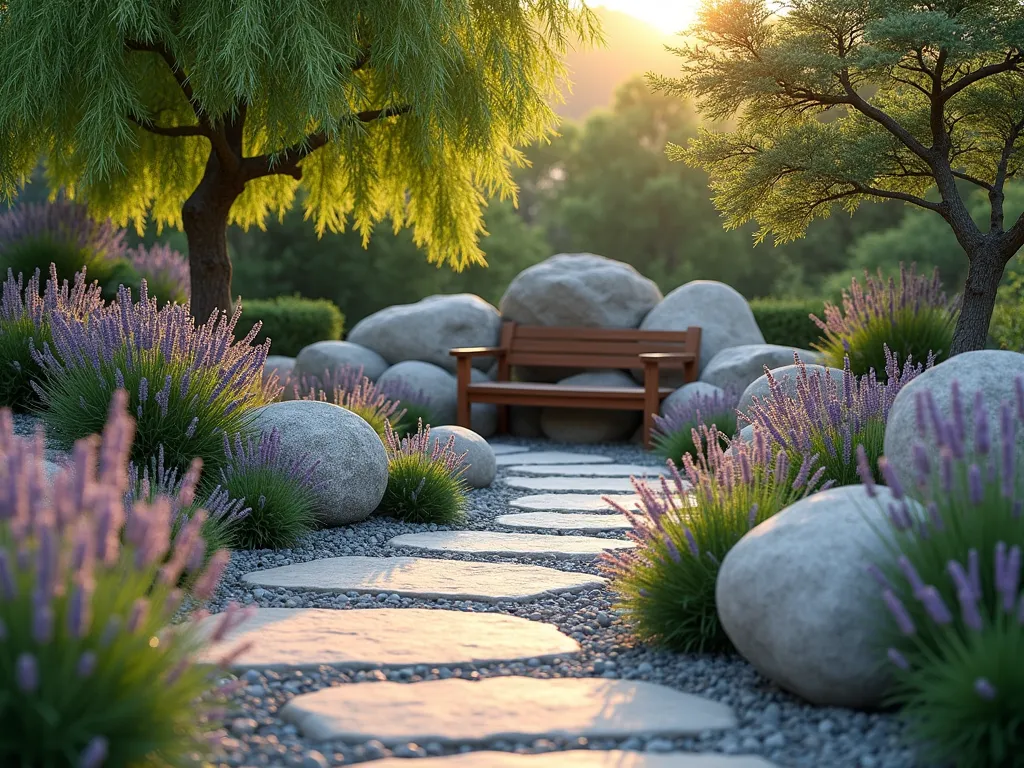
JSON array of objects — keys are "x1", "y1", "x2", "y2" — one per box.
[
  {"x1": 238, "y1": 295, "x2": 344, "y2": 356},
  {"x1": 750, "y1": 298, "x2": 825, "y2": 349}
]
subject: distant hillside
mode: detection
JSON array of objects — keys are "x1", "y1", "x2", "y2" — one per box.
[{"x1": 555, "y1": 7, "x2": 681, "y2": 120}]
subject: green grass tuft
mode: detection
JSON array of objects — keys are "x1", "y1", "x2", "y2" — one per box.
[{"x1": 378, "y1": 420, "x2": 469, "y2": 525}]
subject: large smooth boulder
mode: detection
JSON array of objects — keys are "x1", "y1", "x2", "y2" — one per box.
[
  {"x1": 251, "y1": 401, "x2": 388, "y2": 527},
  {"x1": 264, "y1": 355, "x2": 295, "y2": 383},
  {"x1": 717, "y1": 485, "x2": 905, "y2": 709},
  {"x1": 377, "y1": 361, "x2": 459, "y2": 426},
  {"x1": 641, "y1": 281, "x2": 765, "y2": 382},
  {"x1": 500, "y1": 253, "x2": 662, "y2": 330},
  {"x1": 700, "y1": 345, "x2": 824, "y2": 395},
  {"x1": 348, "y1": 294, "x2": 502, "y2": 373},
  {"x1": 884, "y1": 350, "x2": 1024, "y2": 492},
  {"x1": 738, "y1": 364, "x2": 845, "y2": 416},
  {"x1": 427, "y1": 426, "x2": 497, "y2": 488},
  {"x1": 659, "y1": 382, "x2": 728, "y2": 417},
  {"x1": 293, "y1": 340, "x2": 389, "y2": 383},
  {"x1": 540, "y1": 371, "x2": 641, "y2": 444}
]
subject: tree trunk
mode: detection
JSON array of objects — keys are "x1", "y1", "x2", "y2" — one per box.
[
  {"x1": 949, "y1": 247, "x2": 1008, "y2": 355},
  {"x1": 182, "y1": 154, "x2": 245, "y2": 321}
]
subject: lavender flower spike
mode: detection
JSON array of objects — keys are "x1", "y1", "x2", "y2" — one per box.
[{"x1": 882, "y1": 590, "x2": 916, "y2": 635}]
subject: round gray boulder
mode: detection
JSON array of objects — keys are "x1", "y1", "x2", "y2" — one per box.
[
  {"x1": 500, "y1": 253, "x2": 662, "y2": 329},
  {"x1": 347, "y1": 294, "x2": 501, "y2": 373},
  {"x1": 293, "y1": 340, "x2": 389, "y2": 382},
  {"x1": 427, "y1": 425, "x2": 497, "y2": 488},
  {"x1": 738, "y1": 364, "x2": 845, "y2": 416},
  {"x1": 641, "y1": 281, "x2": 765, "y2": 380},
  {"x1": 540, "y1": 370, "x2": 641, "y2": 444},
  {"x1": 264, "y1": 355, "x2": 295, "y2": 383},
  {"x1": 251, "y1": 400, "x2": 388, "y2": 527},
  {"x1": 717, "y1": 484, "x2": 904, "y2": 709},
  {"x1": 700, "y1": 345, "x2": 824, "y2": 395},
  {"x1": 377, "y1": 361, "x2": 458, "y2": 426},
  {"x1": 659, "y1": 381, "x2": 728, "y2": 417},
  {"x1": 884, "y1": 350, "x2": 1024, "y2": 492}
]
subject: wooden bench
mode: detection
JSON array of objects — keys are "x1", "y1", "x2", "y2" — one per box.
[{"x1": 450, "y1": 322, "x2": 701, "y2": 448}]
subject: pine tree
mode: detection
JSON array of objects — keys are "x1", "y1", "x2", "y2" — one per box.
[{"x1": 0, "y1": 0, "x2": 597, "y2": 318}]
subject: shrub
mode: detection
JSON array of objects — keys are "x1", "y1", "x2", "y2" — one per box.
[
  {"x1": 742, "y1": 348, "x2": 927, "y2": 487},
  {"x1": 0, "y1": 390, "x2": 249, "y2": 767},
  {"x1": 990, "y1": 268, "x2": 1024, "y2": 352},
  {"x1": 296, "y1": 366, "x2": 404, "y2": 438},
  {"x1": 237, "y1": 295, "x2": 344, "y2": 357},
  {"x1": 651, "y1": 387, "x2": 739, "y2": 467},
  {"x1": 0, "y1": 266, "x2": 104, "y2": 412},
  {"x1": 33, "y1": 282, "x2": 277, "y2": 478},
  {"x1": 750, "y1": 298, "x2": 825, "y2": 348},
  {"x1": 129, "y1": 243, "x2": 190, "y2": 306},
  {"x1": 0, "y1": 199, "x2": 140, "y2": 300},
  {"x1": 378, "y1": 419, "x2": 469, "y2": 525},
  {"x1": 601, "y1": 427, "x2": 830, "y2": 653},
  {"x1": 218, "y1": 428, "x2": 321, "y2": 550},
  {"x1": 865, "y1": 379, "x2": 1024, "y2": 767},
  {"x1": 812, "y1": 264, "x2": 959, "y2": 377}
]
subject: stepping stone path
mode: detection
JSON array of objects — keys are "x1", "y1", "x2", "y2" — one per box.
[
  {"x1": 196, "y1": 608, "x2": 579, "y2": 671},
  {"x1": 495, "y1": 451, "x2": 614, "y2": 466},
  {"x1": 388, "y1": 531, "x2": 634, "y2": 560},
  {"x1": 372, "y1": 753, "x2": 778, "y2": 768},
  {"x1": 496, "y1": 512, "x2": 632, "y2": 532},
  {"x1": 242, "y1": 556, "x2": 604, "y2": 602},
  {"x1": 504, "y1": 476, "x2": 655, "y2": 493},
  {"x1": 489, "y1": 444, "x2": 532, "y2": 456},
  {"x1": 509, "y1": 463, "x2": 667, "y2": 477},
  {"x1": 281, "y1": 677, "x2": 737, "y2": 743},
  {"x1": 510, "y1": 493, "x2": 642, "y2": 512}
]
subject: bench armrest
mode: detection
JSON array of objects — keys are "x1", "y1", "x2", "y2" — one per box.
[
  {"x1": 449, "y1": 346, "x2": 505, "y2": 359},
  {"x1": 638, "y1": 352, "x2": 695, "y2": 368}
]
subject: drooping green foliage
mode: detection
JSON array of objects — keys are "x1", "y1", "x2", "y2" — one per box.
[
  {"x1": 238, "y1": 295, "x2": 344, "y2": 357},
  {"x1": 379, "y1": 420, "x2": 469, "y2": 525},
  {"x1": 654, "y1": 0, "x2": 1024, "y2": 353}
]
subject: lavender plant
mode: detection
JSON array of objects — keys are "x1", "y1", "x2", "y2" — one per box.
[
  {"x1": 651, "y1": 387, "x2": 739, "y2": 466},
  {"x1": 218, "y1": 429, "x2": 321, "y2": 550},
  {"x1": 864, "y1": 379, "x2": 1024, "y2": 767},
  {"x1": 128, "y1": 243, "x2": 190, "y2": 306},
  {"x1": 296, "y1": 366, "x2": 404, "y2": 438},
  {"x1": 377, "y1": 378, "x2": 439, "y2": 436},
  {"x1": 0, "y1": 265, "x2": 104, "y2": 411},
  {"x1": 33, "y1": 283, "x2": 278, "y2": 477},
  {"x1": 0, "y1": 199, "x2": 141, "y2": 300},
  {"x1": 0, "y1": 390, "x2": 250, "y2": 766},
  {"x1": 812, "y1": 264, "x2": 958, "y2": 377},
  {"x1": 601, "y1": 427, "x2": 831, "y2": 652},
  {"x1": 379, "y1": 420, "x2": 469, "y2": 525},
  {"x1": 742, "y1": 349, "x2": 927, "y2": 487}
]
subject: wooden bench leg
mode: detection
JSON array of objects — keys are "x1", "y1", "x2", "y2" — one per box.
[
  {"x1": 455, "y1": 357, "x2": 472, "y2": 428},
  {"x1": 642, "y1": 359, "x2": 660, "y2": 451},
  {"x1": 497, "y1": 405, "x2": 510, "y2": 434}
]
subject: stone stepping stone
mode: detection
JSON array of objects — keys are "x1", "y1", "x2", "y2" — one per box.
[
  {"x1": 510, "y1": 463, "x2": 667, "y2": 477},
  {"x1": 242, "y1": 556, "x2": 604, "y2": 603},
  {"x1": 388, "y1": 531, "x2": 634, "y2": 560},
  {"x1": 504, "y1": 476, "x2": 657, "y2": 493},
  {"x1": 510, "y1": 493, "x2": 643, "y2": 513},
  {"x1": 196, "y1": 608, "x2": 579, "y2": 671},
  {"x1": 489, "y1": 444, "x2": 532, "y2": 456},
  {"x1": 281, "y1": 676, "x2": 737, "y2": 743},
  {"x1": 496, "y1": 512, "x2": 632, "y2": 532},
  {"x1": 495, "y1": 451, "x2": 612, "y2": 466},
  {"x1": 371, "y1": 752, "x2": 777, "y2": 768}
]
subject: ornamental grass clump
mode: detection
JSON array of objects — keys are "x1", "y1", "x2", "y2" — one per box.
[
  {"x1": 377, "y1": 378, "x2": 439, "y2": 436},
  {"x1": 297, "y1": 366, "x2": 404, "y2": 438},
  {"x1": 812, "y1": 263, "x2": 958, "y2": 377},
  {"x1": 651, "y1": 387, "x2": 739, "y2": 466},
  {"x1": 33, "y1": 283, "x2": 278, "y2": 477},
  {"x1": 0, "y1": 200, "x2": 140, "y2": 301},
  {"x1": 864, "y1": 379, "x2": 1024, "y2": 767},
  {"x1": 128, "y1": 243, "x2": 190, "y2": 306},
  {"x1": 743, "y1": 348, "x2": 926, "y2": 488},
  {"x1": 601, "y1": 426, "x2": 830, "y2": 653},
  {"x1": 0, "y1": 390, "x2": 251, "y2": 767},
  {"x1": 218, "y1": 429, "x2": 321, "y2": 550},
  {"x1": 0, "y1": 265, "x2": 104, "y2": 411},
  {"x1": 379, "y1": 420, "x2": 469, "y2": 525}
]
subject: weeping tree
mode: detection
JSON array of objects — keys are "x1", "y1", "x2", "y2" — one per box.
[
  {"x1": 0, "y1": 1, "x2": 597, "y2": 319},
  {"x1": 654, "y1": 0, "x2": 1024, "y2": 353}
]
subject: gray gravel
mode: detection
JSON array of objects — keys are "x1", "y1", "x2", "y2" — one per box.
[{"x1": 30, "y1": 415, "x2": 919, "y2": 768}]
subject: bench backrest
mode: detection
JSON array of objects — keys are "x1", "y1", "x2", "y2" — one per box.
[{"x1": 497, "y1": 322, "x2": 701, "y2": 372}]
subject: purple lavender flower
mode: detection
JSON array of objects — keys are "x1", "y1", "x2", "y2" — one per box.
[
  {"x1": 887, "y1": 647, "x2": 911, "y2": 670},
  {"x1": 0, "y1": 200, "x2": 127, "y2": 267},
  {"x1": 973, "y1": 678, "x2": 997, "y2": 701},
  {"x1": 15, "y1": 653, "x2": 39, "y2": 692},
  {"x1": 882, "y1": 590, "x2": 917, "y2": 635},
  {"x1": 127, "y1": 243, "x2": 190, "y2": 302}
]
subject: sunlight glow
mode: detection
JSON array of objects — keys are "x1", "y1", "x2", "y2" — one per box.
[{"x1": 593, "y1": 0, "x2": 699, "y2": 35}]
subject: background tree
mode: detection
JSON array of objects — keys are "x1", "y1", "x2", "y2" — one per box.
[
  {"x1": 0, "y1": 0, "x2": 596, "y2": 319},
  {"x1": 655, "y1": 0, "x2": 1024, "y2": 353}
]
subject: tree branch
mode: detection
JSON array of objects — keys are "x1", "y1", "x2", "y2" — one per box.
[
  {"x1": 127, "y1": 115, "x2": 208, "y2": 138},
  {"x1": 940, "y1": 54, "x2": 1024, "y2": 102},
  {"x1": 1006, "y1": 210, "x2": 1024, "y2": 254},
  {"x1": 242, "y1": 104, "x2": 413, "y2": 180},
  {"x1": 849, "y1": 182, "x2": 945, "y2": 213}
]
